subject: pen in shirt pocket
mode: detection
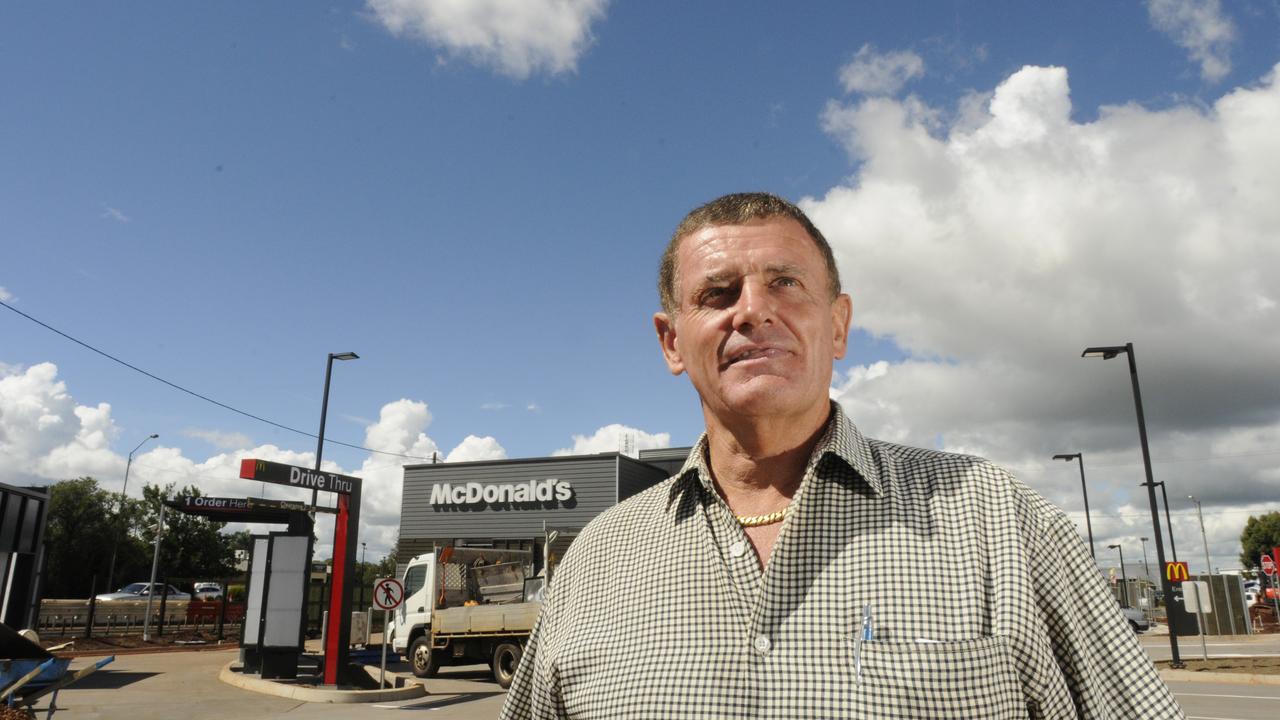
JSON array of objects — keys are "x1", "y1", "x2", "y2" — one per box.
[{"x1": 855, "y1": 603, "x2": 873, "y2": 685}]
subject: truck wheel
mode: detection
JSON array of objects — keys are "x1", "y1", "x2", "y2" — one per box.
[
  {"x1": 492, "y1": 642, "x2": 522, "y2": 689},
  {"x1": 410, "y1": 636, "x2": 439, "y2": 678}
]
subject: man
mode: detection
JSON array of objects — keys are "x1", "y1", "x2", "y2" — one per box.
[{"x1": 501, "y1": 193, "x2": 1182, "y2": 718}]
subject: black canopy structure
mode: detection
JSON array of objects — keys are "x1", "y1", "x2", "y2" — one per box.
[{"x1": 164, "y1": 496, "x2": 326, "y2": 528}]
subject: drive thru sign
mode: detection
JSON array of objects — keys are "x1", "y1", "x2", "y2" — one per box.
[{"x1": 239, "y1": 458, "x2": 362, "y2": 686}]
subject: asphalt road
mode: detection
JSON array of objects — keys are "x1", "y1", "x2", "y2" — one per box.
[{"x1": 44, "y1": 634, "x2": 1280, "y2": 719}]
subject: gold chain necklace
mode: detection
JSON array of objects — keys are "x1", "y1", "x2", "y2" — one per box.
[{"x1": 735, "y1": 504, "x2": 792, "y2": 527}]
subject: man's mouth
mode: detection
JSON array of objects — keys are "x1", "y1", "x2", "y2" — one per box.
[{"x1": 724, "y1": 346, "x2": 787, "y2": 368}]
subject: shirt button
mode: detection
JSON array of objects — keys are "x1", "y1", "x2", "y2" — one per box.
[
  {"x1": 753, "y1": 635, "x2": 772, "y2": 654},
  {"x1": 729, "y1": 541, "x2": 747, "y2": 558}
]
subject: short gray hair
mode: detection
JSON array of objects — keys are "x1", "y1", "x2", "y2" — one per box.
[{"x1": 658, "y1": 192, "x2": 841, "y2": 315}]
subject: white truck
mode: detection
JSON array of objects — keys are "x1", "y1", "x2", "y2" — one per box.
[{"x1": 388, "y1": 546, "x2": 544, "y2": 688}]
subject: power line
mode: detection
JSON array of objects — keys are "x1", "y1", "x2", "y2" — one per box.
[{"x1": 0, "y1": 299, "x2": 434, "y2": 461}]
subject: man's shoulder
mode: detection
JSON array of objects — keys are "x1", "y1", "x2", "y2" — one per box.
[
  {"x1": 584, "y1": 473, "x2": 684, "y2": 536},
  {"x1": 557, "y1": 473, "x2": 686, "y2": 565},
  {"x1": 859, "y1": 436, "x2": 1023, "y2": 494},
  {"x1": 863, "y1": 436, "x2": 1007, "y2": 475}
]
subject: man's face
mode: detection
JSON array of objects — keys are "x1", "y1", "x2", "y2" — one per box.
[{"x1": 654, "y1": 217, "x2": 852, "y2": 424}]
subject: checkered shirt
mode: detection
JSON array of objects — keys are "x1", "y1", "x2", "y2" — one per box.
[{"x1": 500, "y1": 403, "x2": 1183, "y2": 719}]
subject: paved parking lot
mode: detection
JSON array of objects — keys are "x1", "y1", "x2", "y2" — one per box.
[{"x1": 44, "y1": 634, "x2": 1280, "y2": 719}]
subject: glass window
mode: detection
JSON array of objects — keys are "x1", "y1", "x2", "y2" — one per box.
[{"x1": 404, "y1": 565, "x2": 427, "y2": 597}]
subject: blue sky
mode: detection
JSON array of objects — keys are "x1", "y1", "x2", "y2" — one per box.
[{"x1": 3, "y1": 1, "x2": 1278, "y2": 567}]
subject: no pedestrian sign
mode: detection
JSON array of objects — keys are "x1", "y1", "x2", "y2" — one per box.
[{"x1": 373, "y1": 577, "x2": 405, "y2": 611}]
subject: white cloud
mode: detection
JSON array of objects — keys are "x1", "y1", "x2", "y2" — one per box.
[
  {"x1": 0, "y1": 287, "x2": 11, "y2": 302},
  {"x1": 1145, "y1": 0, "x2": 1236, "y2": 82},
  {"x1": 0, "y1": 363, "x2": 119, "y2": 484},
  {"x1": 480, "y1": 402, "x2": 509, "y2": 411},
  {"x1": 526, "y1": 403, "x2": 540, "y2": 412},
  {"x1": 182, "y1": 428, "x2": 253, "y2": 450},
  {"x1": 101, "y1": 205, "x2": 130, "y2": 223},
  {"x1": 838, "y1": 44, "x2": 925, "y2": 96},
  {"x1": 0, "y1": 364, "x2": 488, "y2": 560},
  {"x1": 445, "y1": 435, "x2": 507, "y2": 462},
  {"x1": 366, "y1": 0, "x2": 608, "y2": 79},
  {"x1": 553, "y1": 424, "x2": 670, "y2": 456},
  {"x1": 809, "y1": 62, "x2": 1280, "y2": 569}
]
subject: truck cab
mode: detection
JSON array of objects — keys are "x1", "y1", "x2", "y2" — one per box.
[{"x1": 388, "y1": 546, "x2": 543, "y2": 687}]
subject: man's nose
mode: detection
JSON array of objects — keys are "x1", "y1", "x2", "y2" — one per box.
[{"x1": 732, "y1": 280, "x2": 774, "y2": 330}]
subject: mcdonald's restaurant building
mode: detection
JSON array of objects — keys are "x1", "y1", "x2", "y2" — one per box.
[{"x1": 396, "y1": 447, "x2": 690, "y2": 575}]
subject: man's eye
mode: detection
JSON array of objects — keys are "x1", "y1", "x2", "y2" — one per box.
[
  {"x1": 698, "y1": 287, "x2": 733, "y2": 306},
  {"x1": 774, "y1": 277, "x2": 799, "y2": 287}
]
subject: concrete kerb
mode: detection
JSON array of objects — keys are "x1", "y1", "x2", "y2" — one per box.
[
  {"x1": 218, "y1": 660, "x2": 426, "y2": 703},
  {"x1": 1158, "y1": 668, "x2": 1280, "y2": 686}
]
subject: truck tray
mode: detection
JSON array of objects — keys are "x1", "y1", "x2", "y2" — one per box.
[{"x1": 435, "y1": 602, "x2": 540, "y2": 635}]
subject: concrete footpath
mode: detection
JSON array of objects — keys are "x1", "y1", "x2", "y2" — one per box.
[{"x1": 50, "y1": 648, "x2": 507, "y2": 719}]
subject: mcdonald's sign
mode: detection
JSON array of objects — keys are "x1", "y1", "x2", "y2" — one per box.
[{"x1": 1165, "y1": 561, "x2": 1190, "y2": 583}]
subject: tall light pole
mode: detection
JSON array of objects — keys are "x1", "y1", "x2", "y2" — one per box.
[
  {"x1": 1053, "y1": 453, "x2": 1095, "y2": 558},
  {"x1": 107, "y1": 433, "x2": 159, "y2": 591},
  {"x1": 142, "y1": 499, "x2": 167, "y2": 642},
  {"x1": 1139, "y1": 536, "x2": 1153, "y2": 618},
  {"x1": 312, "y1": 352, "x2": 359, "y2": 509},
  {"x1": 1188, "y1": 495, "x2": 1228, "y2": 635},
  {"x1": 1139, "y1": 537, "x2": 1152, "y2": 585},
  {"x1": 1152, "y1": 480, "x2": 1178, "y2": 562},
  {"x1": 1108, "y1": 544, "x2": 1129, "y2": 607},
  {"x1": 1084, "y1": 342, "x2": 1182, "y2": 667}
]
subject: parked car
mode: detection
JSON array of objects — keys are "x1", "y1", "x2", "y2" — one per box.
[
  {"x1": 95, "y1": 582, "x2": 191, "y2": 602},
  {"x1": 1119, "y1": 606, "x2": 1150, "y2": 633},
  {"x1": 192, "y1": 582, "x2": 224, "y2": 600}
]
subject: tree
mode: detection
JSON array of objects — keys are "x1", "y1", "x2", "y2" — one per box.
[
  {"x1": 137, "y1": 483, "x2": 237, "y2": 583},
  {"x1": 1239, "y1": 512, "x2": 1280, "y2": 569},
  {"x1": 376, "y1": 536, "x2": 399, "y2": 579},
  {"x1": 43, "y1": 477, "x2": 134, "y2": 598}
]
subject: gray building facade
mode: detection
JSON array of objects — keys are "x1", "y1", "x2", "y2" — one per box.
[{"x1": 397, "y1": 450, "x2": 690, "y2": 575}]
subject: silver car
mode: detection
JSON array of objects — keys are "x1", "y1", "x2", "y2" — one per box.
[
  {"x1": 95, "y1": 582, "x2": 191, "y2": 602},
  {"x1": 192, "y1": 582, "x2": 224, "y2": 600},
  {"x1": 1119, "y1": 606, "x2": 1150, "y2": 633}
]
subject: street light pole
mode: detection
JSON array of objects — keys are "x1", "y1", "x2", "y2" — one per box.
[
  {"x1": 1052, "y1": 453, "x2": 1095, "y2": 558},
  {"x1": 1139, "y1": 536, "x2": 1153, "y2": 618},
  {"x1": 1139, "y1": 537, "x2": 1152, "y2": 585},
  {"x1": 142, "y1": 500, "x2": 166, "y2": 642},
  {"x1": 311, "y1": 352, "x2": 359, "y2": 509},
  {"x1": 1188, "y1": 495, "x2": 1230, "y2": 636},
  {"x1": 1083, "y1": 342, "x2": 1182, "y2": 667},
  {"x1": 107, "y1": 433, "x2": 159, "y2": 591},
  {"x1": 1152, "y1": 481, "x2": 1178, "y2": 562},
  {"x1": 1108, "y1": 544, "x2": 1129, "y2": 607}
]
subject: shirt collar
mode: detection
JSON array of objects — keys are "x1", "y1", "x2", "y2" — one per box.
[{"x1": 668, "y1": 401, "x2": 883, "y2": 509}]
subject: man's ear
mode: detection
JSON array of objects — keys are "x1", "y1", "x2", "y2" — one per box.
[
  {"x1": 653, "y1": 312, "x2": 685, "y2": 375},
  {"x1": 831, "y1": 293, "x2": 852, "y2": 360}
]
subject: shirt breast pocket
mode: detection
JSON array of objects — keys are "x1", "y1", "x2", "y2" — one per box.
[{"x1": 848, "y1": 635, "x2": 1029, "y2": 719}]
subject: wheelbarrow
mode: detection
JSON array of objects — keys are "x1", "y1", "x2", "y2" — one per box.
[{"x1": 1, "y1": 623, "x2": 113, "y2": 718}]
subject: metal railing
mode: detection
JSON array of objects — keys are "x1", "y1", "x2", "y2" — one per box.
[{"x1": 36, "y1": 598, "x2": 244, "y2": 639}]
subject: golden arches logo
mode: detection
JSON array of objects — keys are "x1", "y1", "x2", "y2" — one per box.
[{"x1": 1165, "y1": 561, "x2": 1189, "y2": 583}]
